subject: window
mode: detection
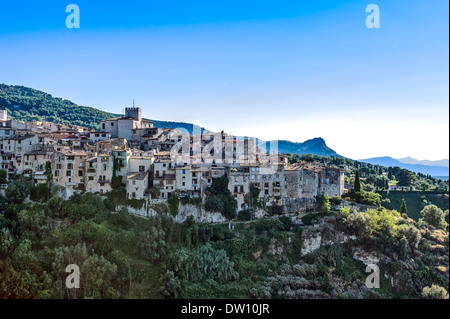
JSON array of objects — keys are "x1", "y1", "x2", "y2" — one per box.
[
  {"x1": 139, "y1": 165, "x2": 145, "y2": 172},
  {"x1": 78, "y1": 170, "x2": 83, "y2": 177},
  {"x1": 111, "y1": 122, "x2": 114, "y2": 126},
  {"x1": 89, "y1": 176, "x2": 94, "y2": 181},
  {"x1": 102, "y1": 123, "x2": 105, "y2": 130},
  {"x1": 66, "y1": 170, "x2": 72, "y2": 177},
  {"x1": 132, "y1": 180, "x2": 136, "y2": 185}
]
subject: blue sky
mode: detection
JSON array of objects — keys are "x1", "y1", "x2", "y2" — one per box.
[{"x1": 0, "y1": 0, "x2": 448, "y2": 160}]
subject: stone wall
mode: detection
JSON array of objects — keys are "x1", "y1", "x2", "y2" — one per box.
[
  {"x1": 283, "y1": 198, "x2": 316, "y2": 214},
  {"x1": 319, "y1": 167, "x2": 344, "y2": 197}
]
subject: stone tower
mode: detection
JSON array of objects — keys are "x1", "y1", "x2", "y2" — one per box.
[{"x1": 125, "y1": 107, "x2": 142, "y2": 122}]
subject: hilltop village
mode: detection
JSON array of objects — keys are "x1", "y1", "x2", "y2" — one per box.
[{"x1": 0, "y1": 106, "x2": 344, "y2": 214}]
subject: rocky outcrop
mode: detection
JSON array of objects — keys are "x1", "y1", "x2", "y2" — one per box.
[
  {"x1": 301, "y1": 216, "x2": 356, "y2": 256},
  {"x1": 175, "y1": 204, "x2": 226, "y2": 223}
]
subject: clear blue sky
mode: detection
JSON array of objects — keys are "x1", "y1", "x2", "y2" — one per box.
[{"x1": 1, "y1": 0, "x2": 448, "y2": 160}]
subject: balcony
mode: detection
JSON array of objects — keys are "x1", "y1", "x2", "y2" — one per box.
[
  {"x1": 98, "y1": 179, "x2": 110, "y2": 184},
  {"x1": 65, "y1": 182, "x2": 77, "y2": 186},
  {"x1": 87, "y1": 168, "x2": 96, "y2": 173}
]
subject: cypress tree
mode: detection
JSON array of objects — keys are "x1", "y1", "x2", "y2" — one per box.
[
  {"x1": 354, "y1": 170, "x2": 361, "y2": 193},
  {"x1": 400, "y1": 199, "x2": 408, "y2": 217}
]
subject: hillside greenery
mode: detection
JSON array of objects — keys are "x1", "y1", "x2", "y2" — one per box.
[{"x1": 0, "y1": 175, "x2": 448, "y2": 299}]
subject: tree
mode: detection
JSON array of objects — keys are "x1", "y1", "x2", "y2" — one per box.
[
  {"x1": 0, "y1": 260, "x2": 36, "y2": 299},
  {"x1": 396, "y1": 169, "x2": 416, "y2": 187},
  {"x1": 204, "y1": 177, "x2": 237, "y2": 220},
  {"x1": 400, "y1": 199, "x2": 408, "y2": 217},
  {"x1": 421, "y1": 285, "x2": 449, "y2": 299},
  {"x1": 159, "y1": 270, "x2": 181, "y2": 299},
  {"x1": 354, "y1": 170, "x2": 361, "y2": 193},
  {"x1": 139, "y1": 215, "x2": 168, "y2": 262},
  {"x1": 397, "y1": 224, "x2": 421, "y2": 249},
  {"x1": 5, "y1": 177, "x2": 31, "y2": 204},
  {"x1": 149, "y1": 187, "x2": 160, "y2": 199},
  {"x1": 18, "y1": 205, "x2": 50, "y2": 240},
  {"x1": 398, "y1": 236, "x2": 410, "y2": 260},
  {"x1": 190, "y1": 243, "x2": 238, "y2": 284},
  {"x1": 51, "y1": 243, "x2": 117, "y2": 299},
  {"x1": 315, "y1": 195, "x2": 331, "y2": 213},
  {"x1": 0, "y1": 169, "x2": 7, "y2": 184},
  {"x1": 420, "y1": 204, "x2": 447, "y2": 229},
  {"x1": 420, "y1": 182, "x2": 430, "y2": 191}
]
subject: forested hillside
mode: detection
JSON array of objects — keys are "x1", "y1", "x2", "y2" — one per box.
[
  {"x1": 0, "y1": 176, "x2": 448, "y2": 299},
  {"x1": 0, "y1": 84, "x2": 113, "y2": 130}
]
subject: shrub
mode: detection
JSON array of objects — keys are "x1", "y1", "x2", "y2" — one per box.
[
  {"x1": 330, "y1": 196, "x2": 342, "y2": 206},
  {"x1": 278, "y1": 216, "x2": 292, "y2": 231},
  {"x1": 301, "y1": 213, "x2": 316, "y2": 225},
  {"x1": 345, "y1": 211, "x2": 371, "y2": 238},
  {"x1": 168, "y1": 195, "x2": 179, "y2": 217},
  {"x1": 268, "y1": 202, "x2": 284, "y2": 215},
  {"x1": 315, "y1": 195, "x2": 331, "y2": 213},
  {"x1": 420, "y1": 205, "x2": 447, "y2": 229},
  {"x1": 421, "y1": 285, "x2": 449, "y2": 299},
  {"x1": 237, "y1": 209, "x2": 253, "y2": 221}
]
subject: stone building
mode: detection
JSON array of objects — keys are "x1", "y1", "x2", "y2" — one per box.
[
  {"x1": 100, "y1": 107, "x2": 154, "y2": 142},
  {"x1": 51, "y1": 151, "x2": 89, "y2": 194},
  {"x1": 127, "y1": 171, "x2": 149, "y2": 199}
]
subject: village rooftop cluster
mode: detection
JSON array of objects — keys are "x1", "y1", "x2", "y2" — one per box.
[{"x1": 0, "y1": 106, "x2": 344, "y2": 211}]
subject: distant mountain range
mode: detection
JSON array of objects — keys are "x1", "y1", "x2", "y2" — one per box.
[
  {"x1": 260, "y1": 138, "x2": 342, "y2": 158},
  {"x1": 396, "y1": 157, "x2": 449, "y2": 167},
  {"x1": 360, "y1": 156, "x2": 449, "y2": 179}
]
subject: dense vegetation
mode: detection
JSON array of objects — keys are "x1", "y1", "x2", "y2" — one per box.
[
  {"x1": 0, "y1": 84, "x2": 113, "y2": 130},
  {"x1": 0, "y1": 175, "x2": 448, "y2": 299}
]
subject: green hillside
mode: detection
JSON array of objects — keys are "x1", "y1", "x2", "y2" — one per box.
[
  {"x1": 0, "y1": 84, "x2": 207, "y2": 133},
  {"x1": 379, "y1": 191, "x2": 449, "y2": 221},
  {"x1": 0, "y1": 84, "x2": 113, "y2": 130}
]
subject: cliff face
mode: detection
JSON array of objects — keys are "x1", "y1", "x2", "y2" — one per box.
[{"x1": 256, "y1": 210, "x2": 449, "y2": 299}]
